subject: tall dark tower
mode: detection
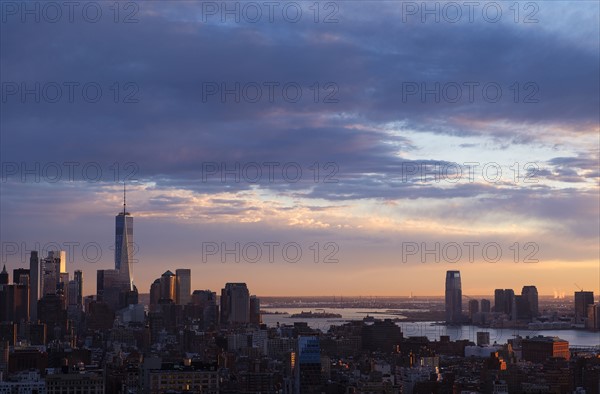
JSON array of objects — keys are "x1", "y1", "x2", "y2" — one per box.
[
  {"x1": 445, "y1": 270, "x2": 462, "y2": 324},
  {"x1": 115, "y1": 183, "x2": 133, "y2": 291},
  {"x1": 0, "y1": 266, "x2": 8, "y2": 285},
  {"x1": 494, "y1": 289, "x2": 506, "y2": 313},
  {"x1": 29, "y1": 251, "x2": 39, "y2": 321},
  {"x1": 521, "y1": 285, "x2": 539, "y2": 317},
  {"x1": 74, "y1": 270, "x2": 83, "y2": 307}
]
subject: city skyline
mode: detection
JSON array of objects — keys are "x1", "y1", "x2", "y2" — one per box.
[
  {"x1": 1, "y1": 2, "x2": 599, "y2": 296},
  {"x1": 1, "y1": 1, "x2": 598, "y2": 392},
  {"x1": 0, "y1": 184, "x2": 597, "y2": 298}
]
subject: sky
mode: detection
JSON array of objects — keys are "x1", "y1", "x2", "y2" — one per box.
[{"x1": 1, "y1": 0, "x2": 599, "y2": 298}]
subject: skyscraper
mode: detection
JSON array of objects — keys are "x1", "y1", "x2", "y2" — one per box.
[
  {"x1": 74, "y1": 270, "x2": 83, "y2": 308},
  {"x1": 58, "y1": 250, "x2": 66, "y2": 274},
  {"x1": 0, "y1": 267, "x2": 30, "y2": 323},
  {"x1": 468, "y1": 299, "x2": 479, "y2": 320},
  {"x1": 67, "y1": 280, "x2": 79, "y2": 307},
  {"x1": 40, "y1": 251, "x2": 63, "y2": 296},
  {"x1": 175, "y1": 269, "x2": 191, "y2": 305},
  {"x1": 574, "y1": 291, "x2": 595, "y2": 323},
  {"x1": 221, "y1": 283, "x2": 250, "y2": 325},
  {"x1": 97, "y1": 188, "x2": 139, "y2": 312},
  {"x1": 494, "y1": 289, "x2": 505, "y2": 313},
  {"x1": 445, "y1": 270, "x2": 462, "y2": 324},
  {"x1": 115, "y1": 184, "x2": 134, "y2": 291},
  {"x1": 250, "y1": 295, "x2": 261, "y2": 325},
  {"x1": 480, "y1": 299, "x2": 491, "y2": 313},
  {"x1": 192, "y1": 290, "x2": 218, "y2": 329},
  {"x1": 504, "y1": 289, "x2": 516, "y2": 320},
  {"x1": 12, "y1": 269, "x2": 30, "y2": 285},
  {"x1": 521, "y1": 285, "x2": 539, "y2": 317},
  {"x1": 0, "y1": 266, "x2": 8, "y2": 286},
  {"x1": 29, "y1": 251, "x2": 39, "y2": 322},
  {"x1": 159, "y1": 271, "x2": 176, "y2": 302},
  {"x1": 149, "y1": 279, "x2": 161, "y2": 306},
  {"x1": 96, "y1": 270, "x2": 105, "y2": 301},
  {"x1": 515, "y1": 295, "x2": 531, "y2": 321},
  {"x1": 296, "y1": 336, "x2": 322, "y2": 394}
]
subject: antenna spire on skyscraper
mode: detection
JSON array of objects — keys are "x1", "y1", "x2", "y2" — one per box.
[{"x1": 123, "y1": 182, "x2": 126, "y2": 215}]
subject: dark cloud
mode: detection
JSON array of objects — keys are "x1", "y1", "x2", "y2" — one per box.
[
  {"x1": 1, "y1": 1, "x2": 598, "y2": 269},
  {"x1": 2, "y1": 2, "x2": 598, "y2": 176}
]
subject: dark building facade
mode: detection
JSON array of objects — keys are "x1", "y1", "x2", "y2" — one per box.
[
  {"x1": 445, "y1": 270, "x2": 462, "y2": 323},
  {"x1": 575, "y1": 291, "x2": 595, "y2": 323}
]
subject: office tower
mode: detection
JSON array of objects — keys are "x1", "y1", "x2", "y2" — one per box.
[
  {"x1": 149, "y1": 279, "x2": 161, "y2": 305},
  {"x1": 480, "y1": 299, "x2": 491, "y2": 313},
  {"x1": 515, "y1": 295, "x2": 531, "y2": 321},
  {"x1": 445, "y1": 271, "x2": 462, "y2": 324},
  {"x1": 586, "y1": 304, "x2": 600, "y2": 330},
  {"x1": 192, "y1": 290, "x2": 217, "y2": 306},
  {"x1": 67, "y1": 280, "x2": 79, "y2": 307},
  {"x1": 58, "y1": 272, "x2": 69, "y2": 295},
  {"x1": 15, "y1": 279, "x2": 29, "y2": 322},
  {"x1": 95, "y1": 190, "x2": 139, "y2": 312},
  {"x1": 74, "y1": 270, "x2": 83, "y2": 307},
  {"x1": 37, "y1": 293, "x2": 67, "y2": 341},
  {"x1": 29, "y1": 251, "x2": 39, "y2": 322},
  {"x1": 40, "y1": 252, "x2": 62, "y2": 296},
  {"x1": 97, "y1": 269, "x2": 120, "y2": 310},
  {"x1": 0, "y1": 266, "x2": 8, "y2": 286},
  {"x1": 504, "y1": 289, "x2": 515, "y2": 320},
  {"x1": 574, "y1": 291, "x2": 595, "y2": 323},
  {"x1": 192, "y1": 290, "x2": 218, "y2": 329},
  {"x1": 221, "y1": 283, "x2": 250, "y2": 325},
  {"x1": 115, "y1": 184, "x2": 134, "y2": 291},
  {"x1": 522, "y1": 286, "x2": 539, "y2": 317},
  {"x1": 160, "y1": 271, "x2": 176, "y2": 302},
  {"x1": 175, "y1": 269, "x2": 191, "y2": 305},
  {"x1": 96, "y1": 270, "x2": 105, "y2": 301},
  {"x1": 468, "y1": 299, "x2": 479, "y2": 320},
  {"x1": 494, "y1": 289, "x2": 505, "y2": 313},
  {"x1": 12, "y1": 269, "x2": 29, "y2": 284},
  {"x1": 0, "y1": 277, "x2": 29, "y2": 323},
  {"x1": 250, "y1": 295, "x2": 261, "y2": 325},
  {"x1": 58, "y1": 250, "x2": 66, "y2": 273},
  {"x1": 296, "y1": 336, "x2": 322, "y2": 394}
]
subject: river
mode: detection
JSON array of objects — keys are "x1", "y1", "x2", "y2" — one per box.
[{"x1": 261, "y1": 308, "x2": 600, "y2": 347}]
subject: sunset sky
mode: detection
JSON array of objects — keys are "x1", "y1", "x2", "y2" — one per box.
[{"x1": 1, "y1": 1, "x2": 598, "y2": 297}]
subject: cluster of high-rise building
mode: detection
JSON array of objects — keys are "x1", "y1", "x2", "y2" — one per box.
[
  {"x1": 445, "y1": 270, "x2": 599, "y2": 331},
  {"x1": 492, "y1": 286, "x2": 539, "y2": 321},
  {"x1": 0, "y1": 198, "x2": 598, "y2": 393},
  {"x1": 0, "y1": 249, "x2": 85, "y2": 340}
]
